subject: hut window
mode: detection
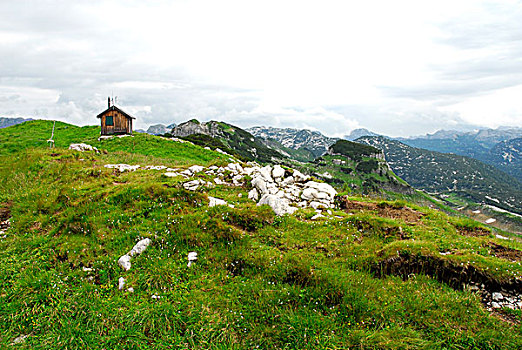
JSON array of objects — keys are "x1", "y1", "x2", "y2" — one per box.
[{"x1": 106, "y1": 116, "x2": 114, "y2": 126}]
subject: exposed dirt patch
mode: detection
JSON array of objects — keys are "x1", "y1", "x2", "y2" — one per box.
[
  {"x1": 486, "y1": 242, "x2": 522, "y2": 262},
  {"x1": 371, "y1": 253, "x2": 522, "y2": 317},
  {"x1": 0, "y1": 204, "x2": 11, "y2": 222},
  {"x1": 0, "y1": 203, "x2": 12, "y2": 232},
  {"x1": 372, "y1": 253, "x2": 521, "y2": 292},
  {"x1": 456, "y1": 226, "x2": 491, "y2": 237},
  {"x1": 339, "y1": 197, "x2": 424, "y2": 224}
]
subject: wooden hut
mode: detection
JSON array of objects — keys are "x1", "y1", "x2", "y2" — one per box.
[{"x1": 96, "y1": 98, "x2": 135, "y2": 135}]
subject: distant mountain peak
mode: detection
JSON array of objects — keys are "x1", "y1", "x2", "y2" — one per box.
[
  {"x1": 247, "y1": 126, "x2": 338, "y2": 158},
  {"x1": 344, "y1": 128, "x2": 380, "y2": 141}
]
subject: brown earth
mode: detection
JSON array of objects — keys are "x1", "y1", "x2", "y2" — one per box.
[
  {"x1": 457, "y1": 226, "x2": 491, "y2": 237},
  {"x1": 339, "y1": 197, "x2": 424, "y2": 224},
  {"x1": 486, "y1": 242, "x2": 522, "y2": 262}
]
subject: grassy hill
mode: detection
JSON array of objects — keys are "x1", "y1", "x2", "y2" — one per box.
[{"x1": 0, "y1": 121, "x2": 521, "y2": 349}]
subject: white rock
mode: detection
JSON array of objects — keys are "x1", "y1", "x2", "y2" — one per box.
[
  {"x1": 491, "y1": 301, "x2": 501, "y2": 308},
  {"x1": 104, "y1": 164, "x2": 140, "y2": 172},
  {"x1": 485, "y1": 218, "x2": 496, "y2": 224},
  {"x1": 311, "y1": 214, "x2": 324, "y2": 220},
  {"x1": 118, "y1": 254, "x2": 132, "y2": 271},
  {"x1": 301, "y1": 188, "x2": 318, "y2": 201},
  {"x1": 180, "y1": 169, "x2": 193, "y2": 177},
  {"x1": 145, "y1": 165, "x2": 167, "y2": 170},
  {"x1": 258, "y1": 166, "x2": 274, "y2": 182},
  {"x1": 183, "y1": 180, "x2": 201, "y2": 191},
  {"x1": 248, "y1": 188, "x2": 259, "y2": 201},
  {"x1": 214, "y1": 177, "x2": 226, "y2": 185},
  {"x1": 11, "y1": 334, "x2": 29, "y2": 345},
  {"x1": 252, "y1": 177, "x2": 268, "y2": 195},
  {"x1": 496, "y1": 234, "x2": 509, "y2": 240},
  {"x1": 164, "y1": 172, "x2": 181, "y2": 177},
  {"x1": 151, "y1": 294, "x2": 161, "y2": 299},
  {"x1": 127, "y1": 287, "x2": 134, "y2": 293},
  {"x1": 293, "y1": 169, "x2": 310, "y2": 182},
  {"x1": 281, "y1": 176, "x2": 295, "y2": 187},
  {"x1": 118, "y1": 277, "x2": 126, "y2": 290},
  {"x1": 304, "y1": 181, "x2": 337, "y2": 199},
  {"x1": 69, "y1": 143, "x2": 99, "y2": 152},
  {"x1": 243, "y1": 167, "x2": 257, "y2": 176},
  {"x1": 189, "y1": 165, "x2": 205, "y2": 174},
  {"x1": 272, "y1": 165, "x2": 285, "y2": 179},
  {"x1": 208, "y1": 196, "x2": 228, "y2": 207},
  {"x1": 310, "y1": 201, "x2": 328, "y2": 209},
  {"x1": 226, "y1": 163, "x2": 244, "y2": 174},
  {"x1": 492, "y1": 292, "x2": 504, "y2": 301},
  {"x1": 118, "y1": 238, "x2": 151, "y2": 271},
  {"x1": 188, "y1": 252, "x2": 198, "y2": 267},
  {"x1": 129, "y1": 238, "x2": 151, "y2": 256},
  {"x1": 258, "y1": 194, "x2": 297, "y2": 216}
]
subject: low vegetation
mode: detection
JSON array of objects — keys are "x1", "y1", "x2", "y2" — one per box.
[{"x1": 0, "y1": 121, "x2": 521, "y2": 349}]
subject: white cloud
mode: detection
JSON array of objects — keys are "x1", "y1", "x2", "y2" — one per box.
[{"x1": 0, "y1": 0, "x2": 521, "y2": 136}]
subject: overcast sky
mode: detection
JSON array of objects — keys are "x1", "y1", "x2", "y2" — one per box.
[{"x1": 1, "y1": 0, "x2": 522, "y2": 137}]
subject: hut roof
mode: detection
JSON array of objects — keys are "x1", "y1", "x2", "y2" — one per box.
[{"x1": 96, "y1": 105, "x2": 136, "y2": 120}]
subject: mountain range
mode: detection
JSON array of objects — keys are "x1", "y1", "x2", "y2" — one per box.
[
  {"x1": 357, "y1": 136, "x2": 522, "y2": 215},
  {"x1": 0, "y1": 117, "x2": 32, "y2": 129}
]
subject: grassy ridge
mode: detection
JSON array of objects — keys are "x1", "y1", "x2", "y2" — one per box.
[{"x1": 0, "y1": 123, "x2": 521, "y2": 348}]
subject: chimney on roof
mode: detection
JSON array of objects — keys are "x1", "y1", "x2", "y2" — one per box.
[{"x1": 108, "y1": 97, "x2": 111, "y2": 109}]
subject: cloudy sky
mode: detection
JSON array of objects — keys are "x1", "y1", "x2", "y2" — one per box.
[{"x1": 1, "y1": 0, "x2": 522, "y2": 137}]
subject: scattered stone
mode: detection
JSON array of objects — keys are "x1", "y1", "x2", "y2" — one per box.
[
  {"x1": 491, "y1": 301, "x2": 501, "y2": 309},
  {"x1": 214, "y1": 177, "x2": 226, "y2": 185},
  {"x1": 248, "y1": 188, "x2": 259, "y2": 201},
  {"x1": 164, "y1": 172, "x2": 181, "y2": 177},
  {"x1": 311, "y1": 213, "x2": 324, "y2": 220},
  {"x1": 492, "y1": 292, "x2": 504, "y2": 301},
  {"x1": 188, "y1": 165, "x2": 205, "y2": 174},
  {"x1": 485, "y1": 218, "x2": 496, "y2": 224},
  {"x1": 188, "y1": 252, "x2": 198, "y2": 267},
  {"x1": 118, "y1": 255, "x2": 132, "y2": 271},
  {"x1": 118, "y1": 277, "x2": 126, "y2": 290},
  {"x1": 118, "y1": 238, "x2": 151, "y2": 271},
  {"x1": 496, "y1": 234, "x2": 509, "y2": 240},
  {"x1": 272, "y1": 165, "x2": 285, "y2": 179},
  {"x1": 145, "y1": 165, "x2": 167, "y2": 170},
  {"x1": 208, "y1": 196, "x2": 230, "y2": 207},
  {"x1": 127, "y1": 287, "x2": 134, "y2": 293},
  {"x1": 11, "y1": 334, "x2": 29, "y2": 345},
  {"x1": 439, "y1": 251, "x2": 451, "y2": 256},
  {"x1": 183, "y1": 180, "x2": 202, "y2": 191},
  {"x1": 104, "y1": 164, "x2": 140, "y2": 172},
  {"x1": 129, "y1": 238, "x2": 151, "y2": 256},
  {"x1": 151, "y1": 294, "x2": 161, "y2": 299},
  {"x1": 69, "y1": 143, "x2": 99, "y2": 153}
]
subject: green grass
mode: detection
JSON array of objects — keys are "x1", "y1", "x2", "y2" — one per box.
[{"x1": 0, "y1": 122, "x2": 521, "y2": 349}]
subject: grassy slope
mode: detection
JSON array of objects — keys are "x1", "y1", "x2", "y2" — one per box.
[{"x1": 0, "y1": 122, "x2": 521, "y2": 349}]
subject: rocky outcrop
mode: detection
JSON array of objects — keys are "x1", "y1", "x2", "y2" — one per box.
[{"x1": 174, "y1": 161, "x2": 336, "y2": 215}]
